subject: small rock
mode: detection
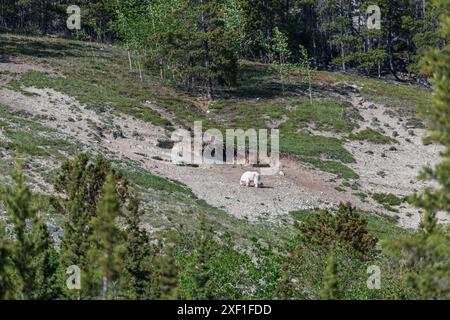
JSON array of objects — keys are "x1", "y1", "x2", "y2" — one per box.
[
  {"x1": 408, "y1": 129, "x2": 415, "y2": 136},
  {"x1": 95, "y1": 126, "x2": 105, "y2": 137},
  {"x1": 392, "y1": 131, "x2": 399, "y2": 137},
  {"x1": 112, "y1": 128, "x2": 125, "y2": 139},
  {"x1": 157, "y1": 139, "x2": 175, "y2": 149},
  {"x1": 377, "y1": 170, "x2": 387, "y2": 178}
]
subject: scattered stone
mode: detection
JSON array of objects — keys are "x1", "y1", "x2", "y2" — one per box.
[
  {"x1": 377, "y1": 170, "x2": 387, "y2": 178},
  {"x1": 95, "y1": 126, "x2": 105, "y2": 137},
  {"x1": 408, "y1": 129, "x2": 415, "y2": 136},
  {"x1": 132, "y1": 130, "x2": 144, "y2": 141},
  {"x1": 175, "y1": 162, "x2": 199, "y2": 168},
  {"x1": 157, "y1": 139, "x2": 175, "y2": 149},
  {"x1": 383, "y1": 109, "x2": 397, "y2": 118},
  {"x1": 134, "y1": 152, "x2": 147, "y2": 158},
  {"x1": 388, "y1": 146, "x2": 397, "y2": 151},
  {"x1": 112, "y1": 128, "x2": 125, "y2": 139},
  {"x1": 392, "y1": 131, "x2": 399, "y2": 137},
  {"x1": 404, "y1": 118, "x2": 425, "y2": 129}
]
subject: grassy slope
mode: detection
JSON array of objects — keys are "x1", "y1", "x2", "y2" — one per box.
[{"x1": 0, "y1": 33, "x2": 428, "y2": 247}]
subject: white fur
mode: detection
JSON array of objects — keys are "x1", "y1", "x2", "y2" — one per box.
[{"x1": 240, "y1": 171, "x2": 261, "y2": 188}]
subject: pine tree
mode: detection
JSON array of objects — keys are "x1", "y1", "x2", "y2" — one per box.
[
  {"x1": 192, "y1": 213, "x2": 214, "y2": 299},
  {"x1": 0, "y1": 217, "x2": 14, "y2": 299},
  {"x1": 87, "y1": 173, "x2": 126, "y2": 299},
  {"x1": 29, "y1": 220, "x2": 62, "y2": 299},
  {"x1": 4, "y1": 161, "x2": 61, "y2": 299},
  {"x1": 4, "y1": 162, "x2": 38, "y2": 299},
  {"x1": 56, "y1": 154, "x2": 130, "y2": 298},
  {"x1": 320, "y1": 252, "x2": 340, "y2": 300},
  {"x1": 122, "y1": 198, "x2": 155, "y2": 299},
  {"x1": 158, "y1": 0, "x2": 238, "y2": 98},
  {"x1": 321, "y1": 0, "x2": 355, "y2": 72},
  {"x1": 155, "y1": 239, "x2": 180, "y2": 300}
]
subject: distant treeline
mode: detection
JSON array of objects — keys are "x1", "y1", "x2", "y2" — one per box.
[{"x1": 0, "y1": 1, "x2": 446, "y2": 94}]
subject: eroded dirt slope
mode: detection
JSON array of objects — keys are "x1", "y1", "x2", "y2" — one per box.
[{"x1": 0, "y1": 59, "x2": 445, "y2": 228}]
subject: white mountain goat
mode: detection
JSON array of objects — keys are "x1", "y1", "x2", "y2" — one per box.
[{"x1": 240, "y1": 171, "x2": 262, "y2": 188}]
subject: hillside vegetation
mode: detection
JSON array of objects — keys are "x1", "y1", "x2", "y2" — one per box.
[{"x1": 1, "y1": 0, "x2": 449, "y2": 300}]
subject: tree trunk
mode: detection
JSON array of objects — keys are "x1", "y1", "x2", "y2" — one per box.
[
  {"x1": 137, "y1": 58, "x2": 143, "y2": 82},
  {"x1": 101, "y1": 276, "x2": 108, "y2": 300},
  {"x1": 128, "y1": 51, "x2": 132, "y2": 71}
]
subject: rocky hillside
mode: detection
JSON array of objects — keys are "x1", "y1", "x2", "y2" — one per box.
[{"x1": 0, "y1": 34, "x2": 445, "y2": 246}]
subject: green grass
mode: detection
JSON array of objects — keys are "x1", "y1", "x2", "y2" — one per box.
[
  {"x1": 280, "y1": 133, "x2": 355, "y2": 162},
  {"x1": 290, "y1": 100, "x2": 357, "y2": 133},
  {"x1": 372, "y1": 193, "x2": 404, "y2": 210},
  {"x1": 372, "y1": 192, "x2": 404, "y2": 212},
  {"x1": 17, "y1": 70, "x2": 173, "y2": 129},
  {"x1": 302, "y1": 157, "x2": 359, "y2": 179},
  {"x1": 353, "y1": 192, "x2": 369, "y2": 202},
  {"x1": 280, "y1": 132, "x2": 359, "y2": 179},
  {"x1": 372, "y1": 193, "x2": 403, "y2": 206},
  {"x1": 118, "y1": 164, "x2": 195, "y2": 196},
  {"x1": 1, "y1": 129, "x2": 69, "y2": 156},
  {"x1": 290, "y1": 208, "x2": 322, "y2": 221},
  {"x1": 290, "y1": 206, "x2": 411, "y2": 241},
  {"x1": 347, "y1": 128, "x2": 398, "y2": 144},
  {"x1": 317, "y1": 71, "x2": 432, "y2": 113},
  {"x1": 0, "y1": 104, "x2": 75, "y2": 156}
]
